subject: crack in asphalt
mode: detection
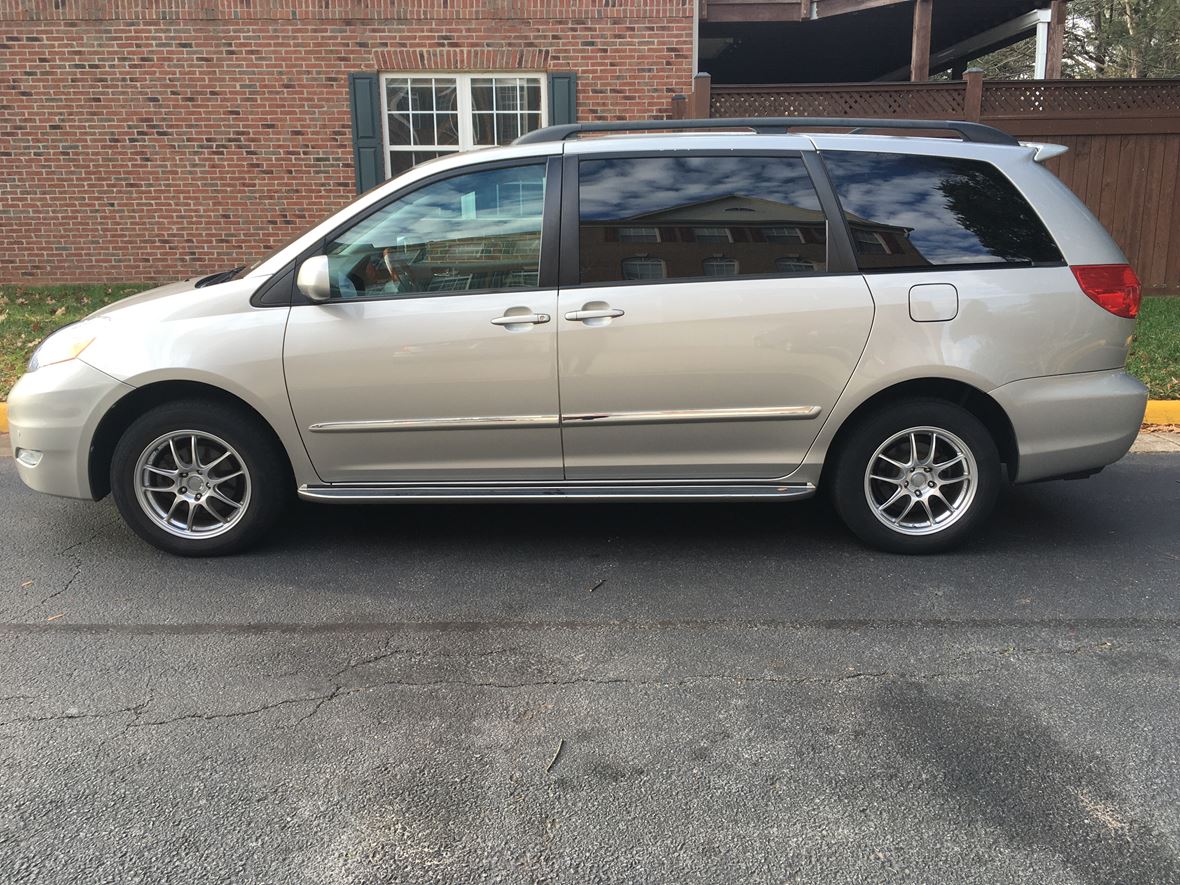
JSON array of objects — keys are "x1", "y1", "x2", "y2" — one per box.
[
  {"x1": 0, "y1": 666, "x2": 1007, "y2": 732},
  {"x1": 11, "y1": 517, "x2": 121, "y2": 621}
]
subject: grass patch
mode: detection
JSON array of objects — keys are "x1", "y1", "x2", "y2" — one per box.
[
  {"x1": 1, "y1": 283, "x2": 153, "y2": 400},
  {"x1": 1128, "y1": 296, "x2": 1180, "y2": 400},
  {"x1": 1, "y1": 284, "x2": 1177, "y2": 404}
]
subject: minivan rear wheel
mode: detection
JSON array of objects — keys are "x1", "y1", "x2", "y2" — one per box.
[
  {"x1": 110, "y1": 399, "x2": 288, "y2": 556},
  {"x1": 831, "y1": 399, "x2": 1001, "y2": 554}
]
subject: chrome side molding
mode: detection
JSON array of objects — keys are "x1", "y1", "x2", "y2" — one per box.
[
  {"x1": 308, "y1": 406, "x2": 821, "y2": 434},
  {"x1": 561, "y1": 405, "x2": 822, "y2": 426},
  {"x1": 298, "y1": 482, "x2": 817, "y2": 503},
  {"x1": 308, "y1": 415, "x2": 560, "y2": 433}
]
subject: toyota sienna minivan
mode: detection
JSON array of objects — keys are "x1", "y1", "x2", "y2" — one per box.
[{"x1": 8, "y1": 117, "x2": 1148, "y2": 556}]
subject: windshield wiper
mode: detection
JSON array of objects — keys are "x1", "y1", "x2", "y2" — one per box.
[{"x1": 195, "y1": 266, "x2": 246, "y2": 288}]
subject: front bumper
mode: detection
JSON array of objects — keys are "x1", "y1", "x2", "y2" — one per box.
[
  {"x1": 7, "y1": 360, "x2": 133, "y2": 499},
  {"x1": 991, "y1": 368, "x2": 1148, "y2": 483}
]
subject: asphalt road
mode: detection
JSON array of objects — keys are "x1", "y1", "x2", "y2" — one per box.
[{"x1": 1, "y1": 451, "x2": 1179, "y2": 884}]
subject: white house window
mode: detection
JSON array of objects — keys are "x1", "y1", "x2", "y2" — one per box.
[
  {"x1": 619, "y1": 226, "x2": 661, "y2": 243},
  {"x1": 621, "y1": 256, "x2": 667, "y2": 280},
  {"x1": 382, "y1": 74, "x2": 547, "y2": 178},
  {"x1": 765, "y1": 226, "x2": 804, "y2": 244},
  {"x1": 853, "y1": 229, "x2": 891, "y2": 255},
  {"x1": 694, "y1": 227, "x2": 732, "y2": 243},
  {"x1": 702, "y1": 256, "x2": 739, "y2": 276},
  {"x1": 775, "y1": 257, "x2": 815, "y2": 273}
]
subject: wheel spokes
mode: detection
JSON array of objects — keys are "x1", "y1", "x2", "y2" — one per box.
[
  {"x1": 134, "y1": 430, "x2": 251, "y2": 538},
  {"x1": 864, "y1": 424, "x2": 978, "y2": 537}
]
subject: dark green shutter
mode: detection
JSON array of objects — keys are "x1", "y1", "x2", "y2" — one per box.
[
  {"x1": 548, "y1": 72, "x2": 577, "y2": 125},
  {"x1": 348, "y1": 73, "x2": 385, "y2": 194}
]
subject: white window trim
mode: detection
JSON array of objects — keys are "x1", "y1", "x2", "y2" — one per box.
[
  {"x1": 621, "y1": 256, "x2": 667, "y2": 280},
  {"x1": 379, "y1": 72, "x2": 548, "y2": 177},
  {"x1": 702, "y1": 256, "x2": 740, "y2": 276},
  {"x1": 619, "y1": 226, "x2": 662, "y2": 244},
  {"x1": 765, "y1": 226, "x2": 804, "y2": 244},
  {"x1": 853, "y1": 229, "x2": 891, "y2": 254},
  {"x1": 694, "y1": 226, "x2": 733, "y2": 243}
]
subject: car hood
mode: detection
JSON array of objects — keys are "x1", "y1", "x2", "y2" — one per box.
[{"x1": 89, "y1": 277, "x2": 208, "y2": 318}]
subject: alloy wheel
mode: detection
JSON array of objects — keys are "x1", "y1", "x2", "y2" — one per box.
[
  {"x1": 133, "y1": 430, "x2": 252, "y2": 539},
  {"x1": 863, "y1": 425, "x2": 978, "y2": 536}
]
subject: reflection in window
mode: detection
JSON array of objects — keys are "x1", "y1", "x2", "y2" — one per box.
[
  {"x1": 578, "y1": 156, "x2": 828, "y2": 284},
  {"x1": 823, "y1": 151, "x2": 1063, "y2": 270},
  {"x1": 694, "y1": 227, "x2": 732, "y2": 243},
  {"x1": 320, "y1": 163, "x2": 546, "y2": 299},
  {"x1": 775, "y1": 257, "x2": 815, "y2": 273},
  {"x1": 702, "y1": 256, "x2": 739, "y2": 276},
  {"x1": 765, "y1": 226, "x2": 804, "y2": 244},
  {"x1": 505, "y1": 269, "x2": 540, "y2": 287},
  {"x1": 619, "y1": 227, "x2": 661, "y2": 243},
  {"x1": 622, "y1": 257, "x2": 667, "y2": 280},
  {"x1": 427, "y1": 274, "x2": 475, "y2": 292},
  {"x1": 852, "y1": 229, "x2": 890, "y2": 255}
]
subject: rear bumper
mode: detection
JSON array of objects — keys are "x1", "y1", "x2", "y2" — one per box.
[
  {"x1": 7, "y1": 360, "x2": 133, "y2": 499},
  {"x1": 991, "y1": 369, "x2": 1148, "y2": 483}
]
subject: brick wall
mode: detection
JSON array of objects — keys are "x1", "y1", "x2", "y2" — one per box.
[{"x1": 0, "y1": 1, "x2": 695, "y2": 283}]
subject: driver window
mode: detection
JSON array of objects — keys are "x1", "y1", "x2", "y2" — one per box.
[{"x1": 322, "y1": 163, "x2": 546, "y2": 299}]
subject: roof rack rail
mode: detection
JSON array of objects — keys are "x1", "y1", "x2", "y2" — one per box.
[{"x1": 514, "y1": 116, "x2": 1018, "y2": 147}]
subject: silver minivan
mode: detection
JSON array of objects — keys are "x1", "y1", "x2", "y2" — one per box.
[{"x1": 8, "y1": 117, "x2": 1148, "y2": 556}]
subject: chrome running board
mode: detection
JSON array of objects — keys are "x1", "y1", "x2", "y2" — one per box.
[{"x1": 298, "y1": 482, "x2": 816, "y2": 503}]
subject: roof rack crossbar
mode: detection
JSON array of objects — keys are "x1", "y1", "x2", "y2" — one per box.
[{"x1": 514, "y1": 116, "x2": 1018, "y2": 147}]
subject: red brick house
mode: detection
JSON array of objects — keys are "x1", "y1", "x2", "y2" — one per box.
[
  {"x1": 0, "y1": 1, "x2": 696, "y2": 283},
  {"x1": 2, "y1": 0, "x2": 1117, "y2": 286}
]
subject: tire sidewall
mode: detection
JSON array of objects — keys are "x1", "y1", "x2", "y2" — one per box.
[
  {"x1": 110, "y1": 401, "x2": 287, "y2": 556},
  {"x1": 831, "y1": 400, "x2": 1001, "y2": 554}
]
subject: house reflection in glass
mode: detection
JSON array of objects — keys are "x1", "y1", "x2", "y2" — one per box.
[{"x1": 576, "y1": 155, "x2": 926, "y2": 284}]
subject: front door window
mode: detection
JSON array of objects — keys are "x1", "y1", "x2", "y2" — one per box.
[{"x1": 319, "y1": 163, "x2": 547, "y2": 299}]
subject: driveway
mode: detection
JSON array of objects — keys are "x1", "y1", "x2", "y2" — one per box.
[{"x1": 1, "y1": 448, "x2": 1179, "y2": 884}]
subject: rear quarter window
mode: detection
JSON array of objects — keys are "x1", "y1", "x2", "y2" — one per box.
[{"x1": 822, "y1": 151, "x2": 1063, "y2": 271}]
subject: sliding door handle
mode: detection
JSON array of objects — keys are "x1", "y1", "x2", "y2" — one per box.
[{"x1": 564, "y1": 307, "x2": 625, "y2": 321}]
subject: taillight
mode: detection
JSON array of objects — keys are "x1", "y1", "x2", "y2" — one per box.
[{"x1": 1071, "y1": 264, "x2": 1141, "y2": 318}]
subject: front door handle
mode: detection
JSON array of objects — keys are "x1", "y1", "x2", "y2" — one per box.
[
  {"x1": 564, "y1": 307, "x2": 625, "y2": 322},
  {"x1": 491, "y1": 311, "x2": 550, "y2": 327}
]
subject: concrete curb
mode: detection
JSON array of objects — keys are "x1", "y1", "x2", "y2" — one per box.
[
  {"x1": 1144, "y1": 400, "x2": 1180, "y2": 425},
  {"x1": 0, "y1": 402, "x2": 6, "y2": 434}
]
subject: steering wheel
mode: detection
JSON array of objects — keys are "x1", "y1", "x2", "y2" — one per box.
[{"x1": 381, "y1": 250, "x2": 419, "y2": 292}]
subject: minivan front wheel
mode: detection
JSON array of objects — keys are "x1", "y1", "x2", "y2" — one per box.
[
  {"x1": 110, "y1": 400, "x2": 287, "y2": 556},
  {"x1": 831, "y1": 400, "x2": 1001, "y2": 554}
]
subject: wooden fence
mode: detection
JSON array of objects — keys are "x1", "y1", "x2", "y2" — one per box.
[{"x1": 701, "y1": 76, "x2": 1180, "y2": 291}]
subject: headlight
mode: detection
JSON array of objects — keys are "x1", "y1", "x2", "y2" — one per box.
[{"x1": 27, "y1": 316, "x2": 110, "y2": 372}]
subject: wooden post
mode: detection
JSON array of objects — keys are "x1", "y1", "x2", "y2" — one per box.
[
  {"x1": 1045, "y1": 0, "x2": 1067, "y2": 79},
  {"x1": 691, "y1": 72, "x2": 712, "y2": 119},
  {"x1": 671, "y1": 94, "x2": 688, "y2": 119},
  {"x1": 910, "y1": 0, "x2": 933, "y2": 81},
  {"x1": 963, "y1": 68, "x2": 984, "y2": 122}
]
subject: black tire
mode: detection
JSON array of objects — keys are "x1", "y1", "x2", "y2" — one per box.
[
  {"x1": 110, "y1": 399, "x2": 290, "y2": 556},
  {"x1": 829, "y1": 399, "x2": 1002, "y2": 554}
]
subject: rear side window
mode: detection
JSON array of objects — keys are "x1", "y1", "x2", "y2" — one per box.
[
  {"x1": 577, "y1": 155, "x2": 828, "y2": 285},
  {"x1": 822, "y1": 151, "x2": 1063, "y2": 271}
]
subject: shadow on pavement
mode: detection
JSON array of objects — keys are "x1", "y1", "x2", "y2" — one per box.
[{"x1": 878, "y1": 684, "x2": 1180, "y2": 885}]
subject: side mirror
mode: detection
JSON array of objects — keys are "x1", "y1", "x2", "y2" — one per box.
[{"x1": 295, "y1": 255, "x2": 332, "y2": 302}]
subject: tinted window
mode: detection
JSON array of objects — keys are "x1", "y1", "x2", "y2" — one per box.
[
  {"x1": 321, "y1": 163, "x2": 545, "y2": 298},
  {"x1": 578, "y1": 155, "x2": 828, "y2": 285},
  {"x1": 823, "y1": 151, "x2": 1062, "y2": 271}
]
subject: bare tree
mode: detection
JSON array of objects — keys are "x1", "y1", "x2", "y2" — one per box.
[{"x1": 970, "y1": 0, "x2": 1180, "y2": 79}]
